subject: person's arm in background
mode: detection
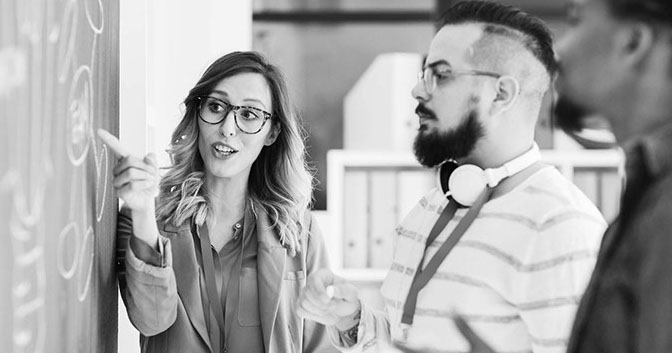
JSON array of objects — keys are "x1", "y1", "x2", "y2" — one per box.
[{"x1": 102, "y1": 129, "x2": 178, "y2": 336}]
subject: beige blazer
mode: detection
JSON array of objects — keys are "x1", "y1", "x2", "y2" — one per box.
[{"x1": 117, "y1": 206, "x2": 337, "y2": 353}]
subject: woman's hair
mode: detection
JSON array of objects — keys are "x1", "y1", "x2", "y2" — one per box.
[{"x1": 156, "y1": 51, "x2": 314, "y2": 255}]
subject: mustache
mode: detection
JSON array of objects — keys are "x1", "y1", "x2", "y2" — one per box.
[{"x1": 415, "y1": 104, "x2": 436, "y2": 119}]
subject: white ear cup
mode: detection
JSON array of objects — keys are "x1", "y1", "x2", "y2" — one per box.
[{"x1": 449, "y1": 164, "x2": 488, "y2": 207}]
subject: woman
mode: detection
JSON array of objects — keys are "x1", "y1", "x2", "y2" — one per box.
[{"x1": 112, "y1": 51, "x2": 334, "y2": 353}]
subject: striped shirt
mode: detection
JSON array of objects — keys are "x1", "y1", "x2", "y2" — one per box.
[{"x1": 337, "y1": 166, "x2": 607, "y2": 353}]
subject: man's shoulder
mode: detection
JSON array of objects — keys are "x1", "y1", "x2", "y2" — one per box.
[{"x1": 495, "y1": 167, "x2": 606, "y2": 225}]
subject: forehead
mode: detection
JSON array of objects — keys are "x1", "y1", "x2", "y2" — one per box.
[
  {"x1": 427, "y1": 23, "x2": 485, "y2": 67},
  {"x1": 212, "y1": 72, "x2": 272, "y2": 107}
]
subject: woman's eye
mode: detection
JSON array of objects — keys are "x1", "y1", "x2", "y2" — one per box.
[
  {"x1": 239, "y1": 109, "x2": 260, "y2": 120},
  {"x1": 208, "y1": 103, "x2": 224, "y2": 113}
]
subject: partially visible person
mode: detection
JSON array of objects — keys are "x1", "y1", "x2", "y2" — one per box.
[
  {"x1": 558, "y1": 0, "x2": 672, "y2": 352},
  {"x1": 104, "y1": 51, "x2": 335, "y2": 353},
  {"x1": 453, "y1": 0, "x2": 672, "y2": 352},
  {"x1": 296, "y1": 2, "x2": 607, "y2": 353}
]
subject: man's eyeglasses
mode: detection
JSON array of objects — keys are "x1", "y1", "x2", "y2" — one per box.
[
  {"x1": 418, "y1": 64, "x2": 501, "y2": 94},
  {"x1": 197, "y1": 96, "x2": 273, "y2": 135}
]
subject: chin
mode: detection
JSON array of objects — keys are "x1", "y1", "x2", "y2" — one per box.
[{"x1": 207, "y1": 162, "x2": 253, "y2": 181}]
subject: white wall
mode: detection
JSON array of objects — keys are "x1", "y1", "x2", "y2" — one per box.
[
  {"x1": 146, "y1": 0, "x2": 253, "y2": 168},
  {"x1": 120, "y1": 0, "x2": 252, "y2": 161},
  {"x1": 118, "y1": 1, "x2": 252, "y2": 351}
]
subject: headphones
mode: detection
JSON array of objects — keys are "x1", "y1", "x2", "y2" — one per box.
[{"x1": 437, "y1": 143, "x2": 541, "y2": 207}]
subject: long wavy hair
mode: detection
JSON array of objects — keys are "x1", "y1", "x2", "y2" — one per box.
[{"x1": 156, "y1": 51, "x2": 314, "y2": 256}]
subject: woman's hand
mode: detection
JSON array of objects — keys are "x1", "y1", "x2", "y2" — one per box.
[
  {"x1": 112, "y1": 153, "x2": 159, "y2": 212},
  {"x1": 98, "y1": 129, "x2": 160, "y2": 248},
  {"x1": 98, "y1": 129, "x2": 159, "y2": 213}
]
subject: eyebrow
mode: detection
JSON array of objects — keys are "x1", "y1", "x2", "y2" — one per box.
[
  {"x1": 210, "y1": 90, "x2": 268, "y2": 109},
  {"x1": 424, "y1": 59, "x2": 452, "y2": 69}
]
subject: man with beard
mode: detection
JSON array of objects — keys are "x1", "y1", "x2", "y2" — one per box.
[{"x1": 296, "y1": 2, "x2": 607, "y2": 352}]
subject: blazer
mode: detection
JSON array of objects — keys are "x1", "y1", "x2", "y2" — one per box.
[{"x1": 117, "y1": 206, "x2": 338, "y2": 353}]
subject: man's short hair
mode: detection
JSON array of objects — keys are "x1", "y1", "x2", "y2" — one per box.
[
  {"x1": 605, "y1": 0, "x2": 672, "y2": 25},
  {"x1": 437, "y1": 0, "x2": 557, "y2": 79}
]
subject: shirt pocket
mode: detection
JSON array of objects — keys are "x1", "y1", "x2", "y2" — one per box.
[{"x1": 238, "y1": 267, "x2": 261, "y2": 327}]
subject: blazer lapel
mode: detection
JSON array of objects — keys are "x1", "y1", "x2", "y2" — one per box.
[
  {"x1": 254, "y1": 210, "x2": 287, "y2": 353},
  {"x1": 162, "y1": 222, "x2": 212, "y2": 352}
]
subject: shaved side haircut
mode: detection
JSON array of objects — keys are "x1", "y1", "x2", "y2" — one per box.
[{"x1": 438, "y1": 1, "x2": 558, "y2": 80}]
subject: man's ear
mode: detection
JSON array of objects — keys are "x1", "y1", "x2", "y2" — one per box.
[
  {"x1": 264, "y1": 121, "x2": 280, "y2": 146},
  {"x1": 492, "y1": 75, "x2": 520, "y2": 113},
  {"x1": 616, "y1": 22, "x2": 654, "y2": 68}
]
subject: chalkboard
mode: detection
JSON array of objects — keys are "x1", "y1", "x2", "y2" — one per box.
[{"x1": 0, "y1": 1, "x2": 120, "y2": 353}]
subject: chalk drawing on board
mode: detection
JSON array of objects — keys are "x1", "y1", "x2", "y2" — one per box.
[
  {"x1": 57, "y1": 222, "x2": 81, "y2": 280},
  {"x1": 5, "y1": 172, "x2": 45, "y2": 230},
  {"x1": 4, "y1": 0, "x2": 117, "y2": 351},
  {"x1": 56, "y1": 0, "x2": 78, "y2": 84},
  {"x1": 16, "y1": 246, "x2": 44, "y2": 268},
  {"x1": 85, "y1": 0, "x2": 104, "y2": 34},
  {"x1": 77, "y1": 226, "x2": 95, "y2": 302},
  {"x1": 0, "y1": 46, "x2": 28, "y2": 97},
  {"x1": 15, "y1": 0, "x2": 45, "y2": 44},
  {"x1": 95, "y1": 144, "x2": 108, "y2": 222},
  {"x1": 67, "y1": 65, "x2": 92, "y2": 166},
  {"x1": 10, "y1": 219, "x2": 47, "y2": 353},
  {"x1": 8, "y1": 205, "x2": 32, "y2": 242}
]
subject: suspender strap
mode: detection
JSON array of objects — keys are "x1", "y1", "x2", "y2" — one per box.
[
  {"x1": 401, "y1": 187, "x2": 494, "y2": 325},
  {"x1": 198, "y1": 224, "x2": 226, "y2": 351}
]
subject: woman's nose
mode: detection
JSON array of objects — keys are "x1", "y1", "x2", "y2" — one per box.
[{"x1": 218, "y1": 110, "x2": 237, "y2": 137}]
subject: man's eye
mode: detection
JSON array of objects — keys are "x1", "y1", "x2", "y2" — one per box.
[{"x1": 435, "y1": 71, "x2": 454, "y2": 81}]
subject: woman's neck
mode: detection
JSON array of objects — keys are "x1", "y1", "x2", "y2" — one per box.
[{"x1": 205, "y1": 175, "x2": 249, "y2": 224}]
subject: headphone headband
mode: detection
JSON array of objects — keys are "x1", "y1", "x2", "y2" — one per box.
[
  {"x1": 437, "y1": 143, "x2": 541, "y2": 206},
  {"x1": 484, "y1": 143, "x2": 540, "y2": 187}
]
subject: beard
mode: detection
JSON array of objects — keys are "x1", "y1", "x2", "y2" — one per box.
[
  {"x1": 413, "y1": 106, "x2": 485, "y2": 168},
  {"x1": 554, "y1": 94, "x2": 594, "y2": 133}
]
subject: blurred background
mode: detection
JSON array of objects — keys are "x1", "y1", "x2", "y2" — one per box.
[
  {"x1": 115, "y1": 1, "x2": 621, "y2": 350},
  {"x1": 0, "y1": 1, "x2": 622, "y2": 352}
]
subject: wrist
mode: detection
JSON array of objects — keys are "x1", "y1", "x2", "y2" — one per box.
[
  {"x1": 131, "y1": 205, "x2": 159, "y2": 249},
  {"x1": 335, "y1": 301, "x2": 362, "y2": 332},
  {"x1": 129, "y1": 197, "x2": 156, "y2": 214},
  {"x1": 335, "y1": 306, "x2": 361, "y2": 348}
]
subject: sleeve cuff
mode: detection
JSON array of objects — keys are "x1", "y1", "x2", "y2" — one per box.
[
  {"x1": 328, "y1": 300, "x2": 368, "y2": 352},
  {"x1": 129, "y1": 235, "x2": 166, "y2": 267}
]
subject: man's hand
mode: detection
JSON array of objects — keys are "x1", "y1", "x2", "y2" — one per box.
[{"x1": 296, "y1": 269, "x2": 361, "y2": 331}]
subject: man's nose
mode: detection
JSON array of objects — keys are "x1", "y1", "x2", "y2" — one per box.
[{"x1": 411, "y1": 80, "x2": 430, "y2": 102}]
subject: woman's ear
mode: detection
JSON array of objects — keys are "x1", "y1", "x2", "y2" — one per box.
[
  {"x1": 264, "y1": 121, "x2": 280, "y2": 146},
  {"x1": 492, "y1": 75, "x2": 520, "y2": 113}
]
